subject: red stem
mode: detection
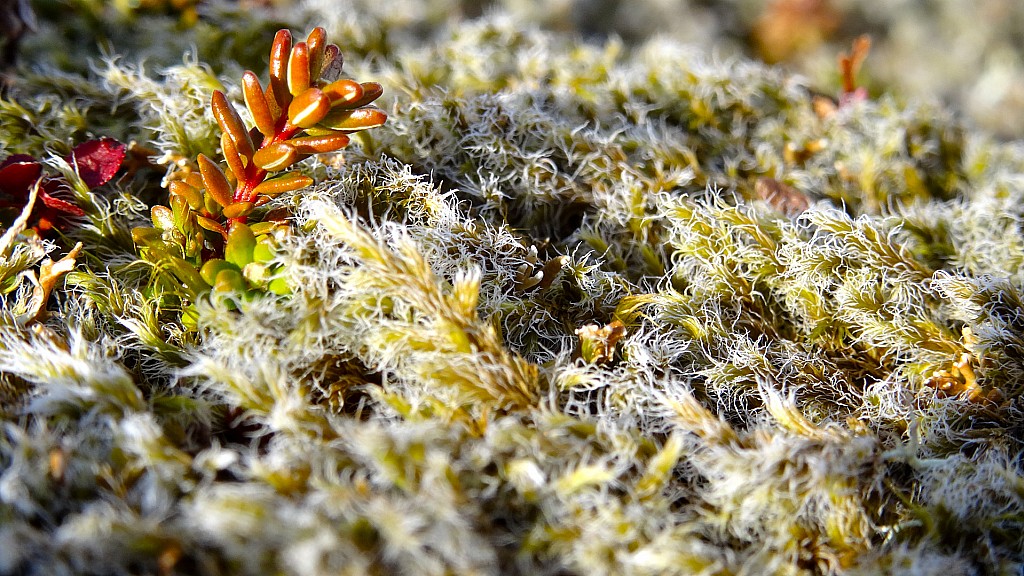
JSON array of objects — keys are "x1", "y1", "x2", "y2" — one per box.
[{"x1": 228, "y1": 119, "x2": 301, "y2": 225}]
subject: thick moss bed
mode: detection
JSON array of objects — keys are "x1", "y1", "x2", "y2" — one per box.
[{"x1": 1, "y1": 2, "x2": 1023, "y2": 575}]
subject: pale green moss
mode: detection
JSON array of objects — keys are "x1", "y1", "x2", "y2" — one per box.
[{"x1": 0, "y1": 3, "x2": 1022, "y2": 575}]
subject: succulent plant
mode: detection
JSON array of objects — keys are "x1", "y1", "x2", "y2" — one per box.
[{"x1": 132, "y1": 27, "x2": 387, "y2": 313}]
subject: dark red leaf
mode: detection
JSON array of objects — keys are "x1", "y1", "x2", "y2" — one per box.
[
  {"x1": 0, "y1": 154, "x2": 38, "y2": 170},
  {"x1": 0, "y1": 157, "x2": 42, "y2": 197},
  {"x1": 68, "y1": 137, "x2": 126, "y2": 188},
  {"x1": 38, "y1": 180, "x2": 85, "y2": 217}
]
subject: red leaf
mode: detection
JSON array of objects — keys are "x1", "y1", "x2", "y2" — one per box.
[
  {"x1": 0, "y1": 157, "x2": 42, "y2": 197},
  {"x1": 68, "y1": 138, "x2": 126, "y2": 188},
  {"x1": 0, "y1": 154, "x2": 38, "y2": 170},
  {"x1": 38, "y1": 180, "x2": 86, "y2": 217}
]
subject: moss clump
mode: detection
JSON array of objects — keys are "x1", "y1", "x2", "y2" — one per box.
[{"x1": 1, "y1": 3, "x2": 1023, "y2": 575}]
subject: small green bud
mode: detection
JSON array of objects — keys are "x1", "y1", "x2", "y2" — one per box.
[
  {"x1": 268, "y1": 275, "x2": 290, "y2": 295},
  {"x1": 132, "y1": 226, "x2": 163, "y2": 245},
  {"x1": 151, "y1": 206, "x2": 175, "y2": 230},
  {"x1": 225, "y1": 222, "x2": 257, "y2": 267},
  {"x1": 214, "y1": 268, "x2": 247, "y2": 293},
  {"x1": 200, "y1": 258, "x2": 239, "y2": 286},
  {"x1": 181, "y1": 304, "x2": 199, "y2": 331},
  {"x1": 253, "y1": 238, "x2": 277, "y2": 263},
  {"x1": 161, "y1": 251, "x2": 211, "y2": 297}
]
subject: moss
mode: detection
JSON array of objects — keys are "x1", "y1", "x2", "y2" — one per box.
[{"x1": 1, "y1": 3, "x2": 1023, "y2": 575}]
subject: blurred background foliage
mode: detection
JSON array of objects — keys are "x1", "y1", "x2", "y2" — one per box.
[{"x1": 12, "y1": 0, "x2": 1024, "y2": 138}]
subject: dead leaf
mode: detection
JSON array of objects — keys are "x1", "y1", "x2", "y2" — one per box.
[
  {"x1": 755, "y1": 177, "x2": 810, "y2": 216},
  {"x1": 19, "y1": 241, "x2": 82, "y2": 325},
  {"x1": 576, "y1": 320, "x2": 626, "y2": 364}
]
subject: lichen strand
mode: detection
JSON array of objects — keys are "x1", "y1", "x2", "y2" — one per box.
[{"x1": 0, "y1": 6, "x2": 1022, "y2": 576}]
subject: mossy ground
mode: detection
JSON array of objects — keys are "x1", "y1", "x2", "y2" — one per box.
[{"x1": 1, "y1": 2, "x2": 1023, "y2": 575}]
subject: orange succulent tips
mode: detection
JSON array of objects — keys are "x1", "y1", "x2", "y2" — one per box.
[
  {"x1": 287, "y1": 42, "x2": 312, "y2": 96},
  {"x1": 251, "y1": 173, "x2": 314, "y2": 197},
  {"x1": 285, "y1": 134, "x2": 350, "y2": 154},
  {"x1": 268, "y1": 29, "x2": 293, "y2": 112},
  {"x1": 211, "y1": 90, "x2": 254, "y2": 159},
  {"x1": 220, "y1": 133, "x2": 246, "y2": 182},
  {"x1": 253, "y1": 143, "x2": 300, "y2": 173},
  {"x1": 306, "y1": 27, "x2": 327, "y2": 76},
  {"x1": 322, "y1": 79, "x2": 363, "y2": 106},
  {"x1": 188, "y1": 26, "x2": 388, "y2": 216},
  {"x1": 287, "y1": 88, "x2": 331, "y2": 128},
  {"x1": 242, "y1": 71, "x2": 276, "y2": 138},
  {"x1": 133, "y1": 25, "x2": 387, "y2": 306},
  {"x1": 197, "y1": 154, "x2": 233, "y2": 209}
]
